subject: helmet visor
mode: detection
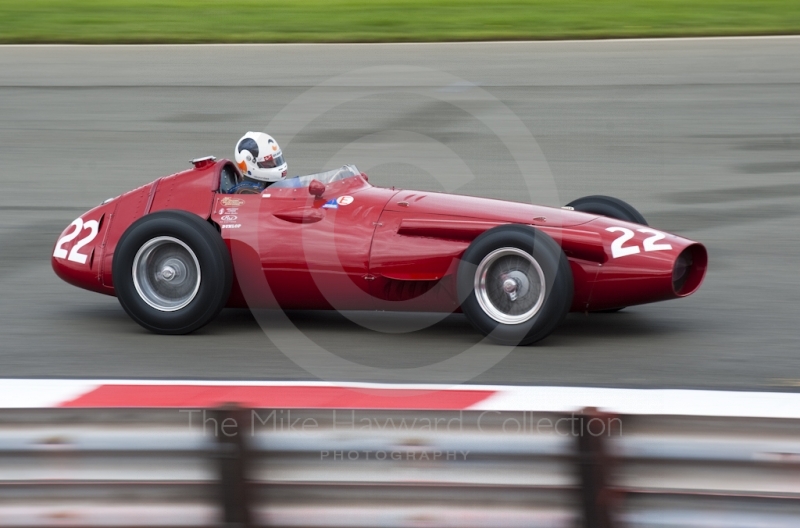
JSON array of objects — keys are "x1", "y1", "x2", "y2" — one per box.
[{"x1": 257, "y1": 153, "x2": 285, "y2": 169}]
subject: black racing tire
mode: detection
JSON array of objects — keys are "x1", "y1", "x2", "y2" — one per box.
[
  {"x1": 457, "y1": 225, "x2": 573, "y2": 346},
  {"x1": 112, "y1": 210, "x2": 232, "y2": 334},
  {"x1": 565, "y1": 195, "x2": 648, "y2": 226},
  {"x1": 565, "y1": 195, "x2": 647, "y2": 313}
]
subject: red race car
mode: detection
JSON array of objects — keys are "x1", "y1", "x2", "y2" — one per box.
[{"x1": 52, "y1": 158, "x2": 707, "y2": 345}]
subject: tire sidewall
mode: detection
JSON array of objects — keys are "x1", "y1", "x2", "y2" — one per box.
[
  {"x1": 112, "y1": 211, "x2": 232, "y2": 334},
  {"x1": 457, "y1": 225, "x2": 573, "y2": 346}
]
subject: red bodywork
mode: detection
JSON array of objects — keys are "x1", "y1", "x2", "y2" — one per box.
[{"x1": 52, "y1": 160, "x2": 707, "y2": 313}]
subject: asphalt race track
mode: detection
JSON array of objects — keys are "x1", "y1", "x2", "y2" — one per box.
[{"x1": 1, "y1": 38, "x2": 799, "y2": 389}]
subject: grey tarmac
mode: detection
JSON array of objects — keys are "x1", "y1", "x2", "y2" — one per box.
[{"x1": 1, "y1": 38, "x2": 799, "y2": 389}]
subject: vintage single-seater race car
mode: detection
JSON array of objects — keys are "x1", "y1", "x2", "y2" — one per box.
[{"x1": 52, "y1": 158, "x2": 707, "y2": 345}]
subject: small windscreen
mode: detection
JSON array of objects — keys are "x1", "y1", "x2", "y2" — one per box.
[{"x1": 270, "y1": 164, "x2": 361, "y2": 189}]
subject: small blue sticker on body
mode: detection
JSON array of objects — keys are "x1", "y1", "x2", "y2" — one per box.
[{"x1": 322, "y1": 198, "x2": 339, "y2": 209}]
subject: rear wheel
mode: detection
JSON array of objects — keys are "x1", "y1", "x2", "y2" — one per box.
[
  {"x1": 457, "y1": 225, "x2": 573, "y2": 346},
  {"x1": 112, "y1": 210, "x2": 232, "y2": 334}
]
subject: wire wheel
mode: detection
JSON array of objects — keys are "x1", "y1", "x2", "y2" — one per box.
[
  {"x1": 474, "y1": 247, "x2": 546, "y2": 325},
  {"x1": 457, "y1": 224, "x2": 573, "y2": 345},
  {"x1": 132, "y1": 236, "x2": 201, "y2": 312}
]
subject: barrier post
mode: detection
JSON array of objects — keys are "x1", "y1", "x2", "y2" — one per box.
[
  {"x1": 214, "y1": 406, "x2": 253, "y2": 527},
  {"x1": 576, "y1": 407, "x2": 618, "y2": 528}
]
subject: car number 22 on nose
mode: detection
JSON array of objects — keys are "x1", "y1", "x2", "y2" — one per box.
[{"x1": 53, "y1": 217, "x2": 100, "y2": 265}]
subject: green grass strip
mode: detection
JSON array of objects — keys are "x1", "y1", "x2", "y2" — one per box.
[{"x1": 1, "y1": 0, "x2": 799, "y2": 44}]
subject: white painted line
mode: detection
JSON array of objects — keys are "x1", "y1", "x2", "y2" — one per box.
[
  {"x1": 472, "y1": 386, "x2": 800, "y2": 419},
  {"x1": 2, "y1": 379, "x2": 800, "y2": 418},
  {"x1": 0, "y1": 379, "x2": 99, "y2": 408}
]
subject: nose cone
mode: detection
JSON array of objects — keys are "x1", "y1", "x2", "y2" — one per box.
[
  {"x1": 52, "y1": 207, "x2": 111, "y2": 294},
  {"x1": 672, "y1": 243, "x2": 708, "y2": 297}
]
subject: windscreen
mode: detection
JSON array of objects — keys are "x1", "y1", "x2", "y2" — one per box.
[{"x1": 270, "y1": 164, "x2": 360, "y2": 189}]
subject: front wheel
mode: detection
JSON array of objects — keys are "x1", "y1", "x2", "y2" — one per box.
[
  {"x1": 457, "y1": 225, "x2": 573, "y2": 346},
  {"x1": 565, "y1": 195, "x2": 647, "y2": 226},
  {"x1": 112, "y1": 210, "x2": 232, "y2": 334}
]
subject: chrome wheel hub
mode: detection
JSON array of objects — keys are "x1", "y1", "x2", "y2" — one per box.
[
  {"x1": 475, "y1": 247, "x2": 546, "y2": 325},
  {"x1": 132, "y1": 236, "x2": 201, "y2": 312},
  {"x1": 160, "y1": 265, "x2": 176, "y2": 281},
  {"x1": 503, "y1": 278, "x2": 518, "y2": 299},
  {"x1": 501, "y1": 270, "x2": 531, "y2": 302}
]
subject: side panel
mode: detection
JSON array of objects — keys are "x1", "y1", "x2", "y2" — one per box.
[
  {"x1": 210, "y1": 194, "x2": 264, "y2": 309},
  {"x1": 371, "y1": 192, "x2": 602, "y2": 313},
  {"x1": 217, "y1": 182, "x2": 397, "y2": 310},
  {"x1": 262, "y1": 186, "x2": 395, "y2": 310},
  {"x1": 100, "y1": 184, "x2": 151, "y2": 289},
  {"x1": 369, "y1": 214, "x2": 601, "y2": 313},
  {"x1": 386, "y1": 190, "x2": 596, "y2": 227},
  {"x1": 369, "y1": 210, "x2": 466, "y2": 312},
  {"x1": 371, "y1": 212, "x2": 469, "y2": 283},
  {"x1": 564, "y1": 258, "x2": 600, "y2": 313},
  {"x1": 148, "y1": 165, "x2": 218, "y2": 218}
]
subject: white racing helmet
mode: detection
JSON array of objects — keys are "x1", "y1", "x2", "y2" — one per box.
[{"x1": 234, "y1": 132, "x2": 288, "y2": 183}]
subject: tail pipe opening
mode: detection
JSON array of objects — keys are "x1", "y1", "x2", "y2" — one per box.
[{"x1": 672, "y1": 244, "x2": 708, "y2": 296}]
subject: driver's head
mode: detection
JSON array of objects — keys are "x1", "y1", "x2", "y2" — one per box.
[{"x1": 234, "y1": 132, "x2": 288, "y2": 183}]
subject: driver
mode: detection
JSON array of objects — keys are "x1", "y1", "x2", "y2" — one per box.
[{"x1": 230, "y1": 132, "x2": 288, "y2": 194}]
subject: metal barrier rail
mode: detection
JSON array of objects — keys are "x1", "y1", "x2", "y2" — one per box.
[{"x1": 1, "y1": 407, "x2": 800, "y2": 527}]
